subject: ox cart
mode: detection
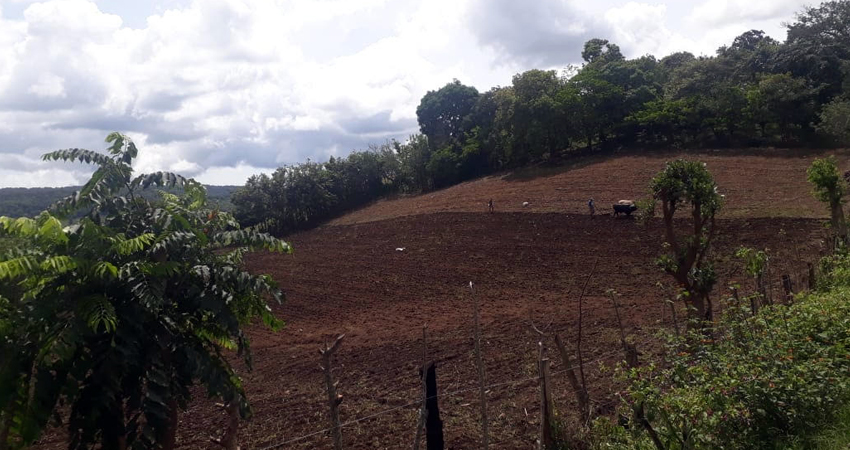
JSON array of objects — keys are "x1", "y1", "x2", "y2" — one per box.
[{"x1": 613, "y1": 200, "x2": 637, "y2": 217}]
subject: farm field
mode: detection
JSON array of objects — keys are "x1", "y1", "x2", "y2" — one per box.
[
  {"x1": 28, "y1": 150, "x2": 841, "y2": 449},
  {"x1": 331, "y1": 148, "x2": 850, "y2": 225}
]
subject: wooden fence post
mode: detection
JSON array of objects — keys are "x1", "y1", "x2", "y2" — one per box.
[
  {"x1": 782, "y1": 274, "x2": 793, "y2": 303},
  {"x1": 423, "y1": 363, "x2": 444, "y2": 450},
  {"x1": 808, "y1": 262, "x2": 816, "y2": 290},
  {"x1": 538, "y1": 343, "x2": 554, "y2": 450},
  {"x1": 413, "y1": 326, "x2": 428, "y2": 450},
  {"x1": 608, "y1": 290, "x2": 638, "y2": 368},
  {"x1": 321, "y1": 335, "x2": 345, "y2": 450},
  {"x1": 469, "y1": 282, "x2": 489, "y2": 450}
]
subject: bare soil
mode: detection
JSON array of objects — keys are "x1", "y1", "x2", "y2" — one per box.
[
  {"x1": 331, "y1": 148, "x2": 850, "y2": 226},
  {"x1": 30, "y1": 149, "x2": 842, "y2": 450}
]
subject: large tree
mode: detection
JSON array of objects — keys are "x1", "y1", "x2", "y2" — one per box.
[{"x1": 416, "y1": 80, "x2": 479, "y2": 151}]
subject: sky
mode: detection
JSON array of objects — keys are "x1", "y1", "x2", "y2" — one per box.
[{"x1": 0, "y1": 0, "x2": 812, "y2": 187}]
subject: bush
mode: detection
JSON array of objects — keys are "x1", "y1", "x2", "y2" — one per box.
[{"x1": 592, "y1": 272, "x2": 850, "y2": 449}]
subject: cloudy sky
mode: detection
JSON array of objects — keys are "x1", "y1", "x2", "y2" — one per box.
[{"x1": 0, "y1": 0, "x2": 811, "y2": 187}]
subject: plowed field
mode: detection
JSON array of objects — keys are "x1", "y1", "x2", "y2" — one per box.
[{"x1": 29, "y1": 149, "x2": 845, "y2": 450}]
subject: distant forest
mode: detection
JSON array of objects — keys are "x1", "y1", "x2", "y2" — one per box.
[
  {"x1": 232, "y1": 0, "x2": 850, "y2": 236},
  {"x1": 0, "y1": 185, "x2": 239, "y2": 218}
]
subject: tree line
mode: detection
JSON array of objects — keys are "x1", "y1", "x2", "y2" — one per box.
[
  {"x1": 234, "y1": 0, "x2": 850, "y2": 234},
  {"x1": 0, "y1": 186, "x2": 240, "y2": 218}
]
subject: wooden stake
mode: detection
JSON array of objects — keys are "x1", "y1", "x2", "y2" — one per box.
[
  {"x1": 423, "y1": 363, "x2": 444, "y2": 450},
  {"x1": 469, "y1": 282, "x2": 489, "y2": 450},
  {"x1": 782, "y1": 274, "x2": 793, "y2": 304},
  {"x1": 321, "y1": 334, "x2": 345, "y2": 450},
  {"x1": 413, "y1": 326, "x2": 429, "y2": 450},
  {"x1": 529, "y1": 307, "x2": 590, "y2": 425},
  {"x1": 576, "y1": 258, "x2": 599, "y2": 411},
  {"x1": 538, "y1": 343, "x2": 554, "y2": 450},
  {"x1": 608, "y1": 290, "x2": 638, "y2": 368},
  {"x1": 808, "y1": 262, "x2": 816, "y2": 290}
]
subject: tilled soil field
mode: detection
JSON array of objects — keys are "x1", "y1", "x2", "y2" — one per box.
[
  {"x1": 174, "y1": 213, "x2": 825, "y2": 450},
  {"x1": 28, "y1": 150, "x2": 843, "y2": 450},
  {"x1": 330, "y1": 149, "x2": 850, "y2": 226}
]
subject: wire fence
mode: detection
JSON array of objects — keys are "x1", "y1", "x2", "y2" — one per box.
[
  {"x1": 252, "y1": 261, "x2": 815, "y2": 450},
  {"x1": 255, "y1": 347, "x2": 631, "y2": 450}
]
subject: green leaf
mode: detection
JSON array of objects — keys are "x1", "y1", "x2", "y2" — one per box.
[
  {"x1": 112, "y1": 233, "x2": 156, "y2": 256},
  {"x1": 77, "y1": 295, "x2": 117, "y2": 333}
]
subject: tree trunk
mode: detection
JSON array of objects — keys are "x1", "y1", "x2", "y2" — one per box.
[
  {"x1": 0, "y1": 411, "x2": 11, "y2": 450},
  {"x1": 830, "y1": 200, "x2": 846, "y2": 241},
  {"x1": 160, "y1": 399, "x2": 179, "y2": 450}
]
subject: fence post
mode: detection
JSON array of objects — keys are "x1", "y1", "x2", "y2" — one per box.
[
  {"x1": 608, "y1": 290, "x2": 638, "y2": 368},
  {"x1": 423, "y1": 362, "x2": 444, "y2": 450},
  {"x1": 782, "y1": 274, "x2": 793, "y2": 303},
  {"x1": 808, "y1": 262, "x2": 816, "y2": 290},
  {"x1": 538, "y1": 343, "x2": 554, "y2": 450},
  {"x1": 553, "y1": 333, "x2": 590, "y2": 424},
  {"x1": 413, "y1": 326, "x2": 428, "y2": 450},
  {"x1": 469, "y1": 282, "x2": 489, "y2": 450},
  {"x1": 321, "y1": 334, "x2": 345, "y2": 450}
]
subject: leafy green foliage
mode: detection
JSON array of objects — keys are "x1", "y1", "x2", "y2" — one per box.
[
  {"x1": 808, "y1": 157, "x2": 847, "y2": 241},
  {"x1": 650, "y1": 160, "x2": 722, "y2": 324},
  {"x1": 232, "y1": 142, "x2": 402, "y2": 233},
  {"x1": 591, "y1": 258, "x2": 850, "y2": 450},
  {"x1": 817, "y1": 100, "x2": 850, "y2": 145},
  {"x1": 0, "y1": 133, "x2": 290, "y2": 449}
]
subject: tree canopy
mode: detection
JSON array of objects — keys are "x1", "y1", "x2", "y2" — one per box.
[{"x1": 0, "y1": 133, "x2": 290, "y2": 449}]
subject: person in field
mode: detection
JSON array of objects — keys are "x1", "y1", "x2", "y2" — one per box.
[
  {"x1": 488, "y1": 199, "x2": 494, "y2": 212},
  {"x1": 588, "y1": 198, "x2": 595, "y2": 219}
]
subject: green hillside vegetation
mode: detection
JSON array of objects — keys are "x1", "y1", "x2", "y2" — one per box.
[
  {"x1": 233, "y1": 0, "x2": 850, "y2": 236},
  {"x1": 0, "y1": 185, "x2": 239, "y2": 218}
]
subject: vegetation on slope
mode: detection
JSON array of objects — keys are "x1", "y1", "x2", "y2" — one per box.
[{"x1": 233, "y1": 0, "x2": 850, "y2": 235}]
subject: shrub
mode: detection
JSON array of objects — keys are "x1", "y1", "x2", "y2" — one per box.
[{"x1": 592, "y1": 279, "x2": 850, "y2": 449}]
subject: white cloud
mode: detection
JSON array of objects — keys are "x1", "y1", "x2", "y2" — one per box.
[
  {"x1": 195, "y1": 163, "x2": 274, "y2": 186},
  {"x1": 604, "y1": 2, "x2": 699, "y2": 57},
  {"x1": 687, "y1": 0, "x2": 803, "y2": 27},
  {"x1": 0, "y1": 0, "x2": 813, "y2": 187}
]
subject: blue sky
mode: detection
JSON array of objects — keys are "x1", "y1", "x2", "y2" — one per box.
[{"x1": 0, "y1": 0, "x2": 808, "y2": 187}]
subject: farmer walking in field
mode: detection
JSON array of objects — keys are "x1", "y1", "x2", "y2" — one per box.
[
  {"x1": 588, "y1": 198, "x2": 595, "y2": 219},
  {"x1": 488, "y1": 198, "x2": 494, "y2": 212}
]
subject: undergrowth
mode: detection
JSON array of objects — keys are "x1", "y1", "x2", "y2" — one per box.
[{"x1": 589, "y1": 253, "x2": 850, "y2": 450}]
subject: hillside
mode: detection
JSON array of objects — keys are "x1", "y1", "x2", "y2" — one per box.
[
  {"x1": 24, "y1": 149, "x2": 847, "y2": 450},
  {"x1": 330, "y1": 148, "x2": 850, "y2": 226},
  {"x1": 0, "y1": 185, "x2": 240, "y2": 217},
  {"x1": 148, "y1": 150, "x2": 836, "y2": 450}
]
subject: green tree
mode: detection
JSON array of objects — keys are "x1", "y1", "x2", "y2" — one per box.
[
  {"x1": 416, "y1": 80, "x2": 479, "y2": 151},
  {"x1": 745, "y1": 73, "x2": 817, "y2": 141},
  {"x1": 0, "y1": 133, "x2": 290, "y2": 450},
  {"x1": 649, "y1": 160, "x2": 723, "y2": 325},
  {"x1": 817, "y1": 99, "x2": 850, "y2": 144},
  {"x1": 581, "y1": 38, "x2": 625, "y2": 65},
  {"x1": 807, "y1": 156, "x2": 847, "y2": 240},
  {"x1": 510, "y1": 69, "x2": 565, "y2": 160},
  {"x1": 397, "y1": 134, "x2": 432, "y2": 192},
  {"x1": 782, "y1": 1, "x2": 850, "y2": 101}
]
